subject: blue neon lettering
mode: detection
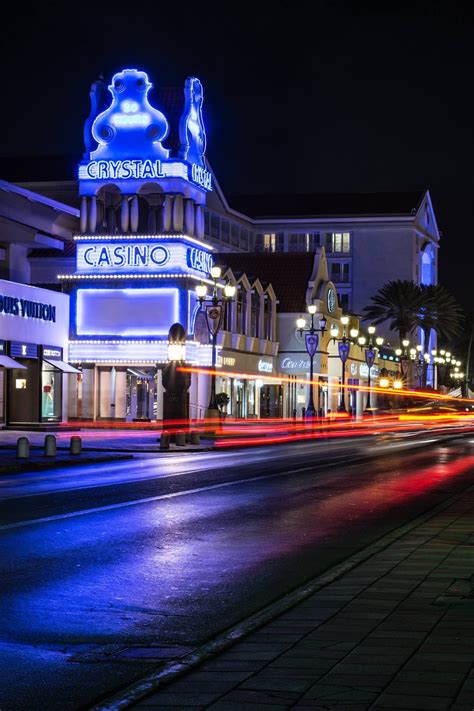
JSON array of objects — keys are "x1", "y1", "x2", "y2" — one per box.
[
  {"x1": 121, "y1": 160, "x2": 132, "y2": 179},
  {"x1": 134, "y1": 245, "x2": 147, "y2": 266},
  {"x1": 86, "y1": 162, "x2": 98, "y2": 178},
  {"x1": 84, "y1": 247, "x2": 95, "y2": 266},
  {"x1": 113, "y1": 246, "x2": 125, "y2": 266},
  {"x1": 150, "y1": 246, "x2": 169, "y2": 266},
  {"x1": 97, "y1": 247, "x2": 111, "y2": 266},
  {"x1": 141, "y1": 159, "x2": 154, "y2": 179}
]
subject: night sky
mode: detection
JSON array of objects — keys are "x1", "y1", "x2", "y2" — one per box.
[{"x1": 2, "y1": 1, "x2": 473, "y2": 312}]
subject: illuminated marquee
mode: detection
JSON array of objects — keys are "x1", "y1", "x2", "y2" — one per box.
[
  {"x1": 191, "y1": 163, "x2": 212, "y2": 191},
  {"x1": 187, "y1": 247, "x2": 213, "y2": 273},
  {"x1": 76, "y1": 241, "x2": 212, "y2": 275},
  {"x1": 81, "y1": 244, "x2": 169, "y2": 269},
  {"x1": 78, "y1": 159, "x2": 212, "y2": 190}
]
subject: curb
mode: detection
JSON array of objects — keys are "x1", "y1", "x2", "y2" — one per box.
[{"x1": 91, "y1": 477, "x2": 474, "y2": 711}]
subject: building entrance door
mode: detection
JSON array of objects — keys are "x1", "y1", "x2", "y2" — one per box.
[{"x1": 126, "y1": 368, "x2": 155, "y2": 421}]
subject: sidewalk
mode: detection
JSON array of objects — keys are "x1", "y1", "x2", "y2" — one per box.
[{"x1": 122, "y1": 484, "x2": 474, "y2": 710}]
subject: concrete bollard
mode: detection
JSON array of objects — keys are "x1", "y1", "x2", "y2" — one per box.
[
  {"x1": 190, "y1": 431, "x2": 200, "y2": 445},
  {"x1": 16, "y1": 436, "x2": 30, "y2": 459},
  {"x1": 69, "y1": 436, "x2": 82, "y2": 455},
  {"x1": 160, "y1": 431, "x2": 170, "y2": 450},
  {"x1": 44, "y1": 434, "x2": 57, "y2": 457},
  {"x1": 175, "y1": 431, "x2": 186, "y2": 446}
]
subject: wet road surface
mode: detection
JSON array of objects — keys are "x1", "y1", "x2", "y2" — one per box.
[{"x1": 1, "y1": 432, "x2": 474, "y2": 709}]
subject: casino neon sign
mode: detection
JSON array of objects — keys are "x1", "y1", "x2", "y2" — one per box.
[
  {"x1": 82, "y1": 244, "x2": 170, "y2": 269},
  {"x1": 76, "y1": 241, "x2": 212, "y2": 275}
]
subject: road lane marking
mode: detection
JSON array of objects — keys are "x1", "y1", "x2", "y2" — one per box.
[
  {"x1": 0, "y1": 459, "x2": 353, "y2": 532},
  {"x1": 0, "y1": 434, "x2": 463, "y2": 531}
]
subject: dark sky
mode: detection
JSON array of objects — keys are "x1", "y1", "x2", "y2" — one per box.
[{"x1": 2, "y1": 1, "x2": 473, "y2": 312}]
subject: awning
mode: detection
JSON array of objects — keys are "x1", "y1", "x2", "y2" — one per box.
[
  {"x1": 43, "y1": 358, "x2": 81, "y2": 373},
  {"x1": 0, "y1": 355, "x2": 27, "y2": 369}
]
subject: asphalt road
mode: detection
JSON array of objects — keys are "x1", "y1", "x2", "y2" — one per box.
[{"x1": 1, "y1": 431, "x2": 474, "y2": 710}]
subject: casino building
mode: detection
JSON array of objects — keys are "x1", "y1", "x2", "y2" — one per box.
[
  {"x1": 54, "y1": 68, "x2": 278, "y2": 421},
  {"x1": 2, "y1": 64, "x2": 440, "y2": 422}
]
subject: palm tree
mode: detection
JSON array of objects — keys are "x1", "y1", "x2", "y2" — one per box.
[
  {"x1": 415, "y1": 284, "x2": 464, "y2": 386},
  {"x1": 363, "y1": 280, "x2": 421, "y2": 344}
]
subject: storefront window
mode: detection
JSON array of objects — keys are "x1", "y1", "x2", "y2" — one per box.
[{"x1": 41, "y1": 363, "x2": 62, "y2": 420}]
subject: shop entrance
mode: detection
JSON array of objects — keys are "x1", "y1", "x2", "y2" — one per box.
[
  {"x1": 260, "y1": 384, "x2": 283, "y2": 418},
  {"x1": 7, "y1": 361, "x2": 39, "y2": 425},
  {"x1": 126, "y1": 368, "x2": 156, "y2": 421}
]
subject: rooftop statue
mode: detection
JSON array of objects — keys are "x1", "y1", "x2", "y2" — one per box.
[
  {"x1": 91, "y1": 69, "x2": 170, "y2": 161},
  {"x1": 179, "y1": 77, "x2": 206, "y2": 168}
]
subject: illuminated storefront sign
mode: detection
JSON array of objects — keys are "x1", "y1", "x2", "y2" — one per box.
[
  {"x1": 280, "y1": 356, "x2": 310, "y2": 371},
  {"x1": 76, "y1": 241, "x2": 212, "y2": 275},
  {"x1": 258, "y1": 359, "x2": 273, "y2": 373},
  {"x1": 0, "y1": 293, "x2": 56, "y2": 322},
  {"x1": 217, "y1": 354, "x2": 236, "y2": 367}
]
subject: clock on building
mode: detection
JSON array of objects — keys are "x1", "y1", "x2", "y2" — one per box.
[{"x1": 327, "y1": 287, "x2": 336, "y2": 313}]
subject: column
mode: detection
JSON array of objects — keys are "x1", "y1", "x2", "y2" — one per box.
[
  {"x1": 121, "y1": 197, "x2": 130, "y2": 232},
  {"x1": 81, "y1": 365, "x2": 95, "y2": 420},
  {"x1": 67, "y1": 373, "x2": 77, "y2": 419},
  {"x1": 155, "y1": 368, "x2": 164, "y2": 421},
  {"x1": 88, "y1": 196, "x2": 97, "y2": 233},
  {"x1": 195, "y1": 204, "x2": 204, "y2": 239},
  {"x1": 130, "y1": 196, "x2": 139, "y2": 232},
  {"x1": 99, "y1": 367, "x2": 112, "y2": 419},
  {"x1": 172, "y1": 194, "x2": 184, "y2": 232},
  {"x1": 162, "y1": 195, "x2": 173, "y2": 232},
  {"x1": 114, "y1": 367, "x2": 127, "y2": 419},
  {"x1": 184, "y1": 199, "x2": 195, "y2": 236},
  {"x1": 80, "y1": 197, "x2": 88, "y2": 233}
]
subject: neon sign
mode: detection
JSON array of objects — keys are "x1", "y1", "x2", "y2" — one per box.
[
  {"x1": 187, "y1": 247, "x2": 213, "y2": 273},
  {"x1": 91, "y1": 69, "x2": 169, "y2": 161},
  {"x1": 76, "y1": 240, "x2": 212, "y2": 275},
  {"x1": 191, "y1": 163, "x2": 212, "y2": 190},
  {"x1": 81, "y1": 244, "x2": 169, "y2": 269},
  {"x1": 258, "y1": 359, "x2": 273, "y2": 373},
  {"x1": 79, "y1": 68, "x2": 213, "y2": 191}
]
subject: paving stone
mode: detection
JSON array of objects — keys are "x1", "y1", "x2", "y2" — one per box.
[
  {"x1": 385, "y1": 681, "x2": 458, "y2": 696},
  {"x1": 241, "y1": 675, "x2": 314, "y2": 692},
  {"x1": 209, "y1": 687, "x2": 298, "y2": 703},
  {"x1": 373, "y1": 693, "x2": 452, "y2": 709},
  {"x1": 137, "y1": 691, "x2": 221, "y2": 706}
]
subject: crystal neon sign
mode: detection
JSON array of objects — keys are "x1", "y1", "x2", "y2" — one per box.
[{"x1": 78, "y1": 158, "x2": 212, "y2": 190}]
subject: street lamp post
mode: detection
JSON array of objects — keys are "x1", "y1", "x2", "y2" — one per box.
[
  {"x1": 196, "y1": 266, "x2": 236, "y2": 418},
  {"x1": 329, "y1": 315, "x2": 359, "y2": 413},
  {"x1": 296, "y1": 305, "x2": 327, "y2": 418},
  {"x1": 361, "y1": 325, "x2": 383, "y2": 414}
]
